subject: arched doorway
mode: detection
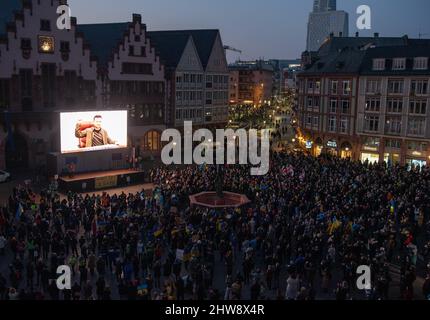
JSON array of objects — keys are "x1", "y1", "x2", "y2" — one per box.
[
  {"x1": 142, "y1": 130, "x2": 161, "y2": 152},
  {"x1": 5, "y1": 132, "x2": 29, "y2": 169}
]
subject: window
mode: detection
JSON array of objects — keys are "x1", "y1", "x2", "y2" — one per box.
[
  {"x1": 143, "y1": 130, "x2": 161, "y2": 152},
  {"x1": 0, "y1": 79, "x2": 10, "y2": 109},
  {"x1": 342, "y1": 81, "x2": 351, "y2": 95},
  {"x1": 386, "y1": 139, "x2": 401, "y2": 149},
  {"x1": 388, "y1": 80, "x2": 404, "y2": 94},
  {"x1": 313, "y1": 116, "x2": 319, "y2": 127},
  {"x1": 60, "y1": 41, "x2": 70, "y2": 52},
  {"x1": 413, "y1": 57, "x2": 428, "y2": 70},
  {"x1": 19, "y1": 69, "x2": 33, "y2": 111},
  {"x1": 385, "y1": 117, "x2": 402, "y2": 135},
  {"x1": 307, "y1": 80, "x2": 314, "y2": 91},
  {"x1": 387, "y1": 99, "x2": 403, "y2": 113},
  {"x1": 129, "y1": 45, "x2": 135, "y2": 56},
  {"x1": 21, "y1": 38, "x2": 31, "y2": 50},
  {"x1": 340, "y1": 117, "x2": 348, "y2": 134},
  {"x1": 307, "y1": 97, "x2": 313, "y2": 109},
  {"x1": 122, "y1": 63, "x2": 152, "y2": 74},
  {"x1": 407, "y1": 141, "x2": 427, "y2": 151},
  {"x1": 176, "y1": 109, "x2": 182, "y2": 120},
  {"x1": 64, "y1": 70, "x2": 77, "y2": 106},
  {"x1": 366, "y1": 80, "x2": 381, "y2": 94},
  {"x1": 408, "y1": 118, "x2": 426, "y2": 136},
  {"x1": 176, "y1": 76, "x2": 182, "y2": 84},
  {"x1": 364, "y1": 115, "x2": 380, "y2": 132},
  {"x1": 409, "y1": 100, "x2": 427, "y2": 115},
  {"x1": 328, "y1": 116, "x2": 337, "y2": 132},
  {"x1": 40, "y1": 19, "x2": 51, "y2": 31},
  {"x1": 315, "y1": 80, "x2": 321, "y2": 92},
  {"x1": 365, "y1": 98, "x2": 381, "y2": 112},
  {"x1": 373, "y1": 59, "x2": 385, "y2": 70},
  {"x1": 411, "y1": 80, "x2": 428, "y2": 95},
  {"x1": 392, "y1": 58, "x2": 406, "y2": 70},
  {"x1": 140, "y1": 46, "x2": 146, "y2": 57},
  {"x1": 176, "y1": 91, "x2": 182, "y2": 103},
  {"x1": 306, "y1": 115, "x2": 312, "y2": 126},
  {"x1": 330, "y1": 80, "x2": 338, "y2": 94},
  {"x1": 341, "y1": 100, "x2": 350, "y2": 114},
  {"x1": 41, "y1": 64, "x2": 56, "y2": 109},
  {"x1": 330, "y1": 99, "x2": 337, "y2": 113},
  {"x1": 38, "y1": 36, "x2": 55, "y2": 53},
  {"x1": 313, "y1": 97, "x2": 320, "y2": 108},
  {"x1": 363, "y1": 137, "x2": 380, "y2": 149}
]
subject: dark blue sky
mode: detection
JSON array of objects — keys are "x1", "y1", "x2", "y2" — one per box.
[{"x1": 69, "y1": 0, "x2": 430, "y2": 62}]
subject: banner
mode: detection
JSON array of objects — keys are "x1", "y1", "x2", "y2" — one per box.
[{"x1": 95, "y1": 175, "x2": 118, "y2": 190}]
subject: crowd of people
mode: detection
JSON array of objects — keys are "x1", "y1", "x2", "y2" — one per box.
[{"x1": 0, "y1": 152, "x2": 430, "y2": 300}]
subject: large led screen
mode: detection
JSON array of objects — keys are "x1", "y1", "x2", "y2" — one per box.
[{"x1": 60, "y1": 110, "x2": 128, "y2": 153}]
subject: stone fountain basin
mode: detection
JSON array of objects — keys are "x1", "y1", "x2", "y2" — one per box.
[{"x1": 189, "y1": 191, "x2": 251, "y2": 208}]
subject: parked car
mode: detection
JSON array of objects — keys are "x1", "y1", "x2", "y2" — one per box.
[{"x1": 0, "y1": 170, "x2": 11, "y2": 183}]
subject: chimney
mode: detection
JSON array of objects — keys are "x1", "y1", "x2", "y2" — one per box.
[
  {"x1": 355, "y1": 32, "x2": 359, "y2": 37},
  {"x1": 132, "y1": 14, "x2": 142, "y2": 24},
  {"x1": 374, "y1": 32, "x2": 379, "y2": 38}
]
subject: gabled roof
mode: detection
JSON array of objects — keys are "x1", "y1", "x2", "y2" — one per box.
[
  {"x1": 0, "y1": 0, "x2": 22, "y2": 37},
  {"x1": 146, "y1": 31, "x2": 191, "y2": 68},
  {"x1": 147, "y1": 29, "x2": 219, "y2": 69},
  {"x1": 77, "y1": 23, "x2": 130, "y2": 66},
  {"x1": 185, "y1": 29, "x2": 219, "y2": 68},
  {"x1": 301, "y1": 48, "x2": 366, "y2": 75}
]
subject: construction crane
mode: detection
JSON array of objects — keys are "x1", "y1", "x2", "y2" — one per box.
[{"x1": 223, "y1": 46, "x2": 242, "y2": 54}]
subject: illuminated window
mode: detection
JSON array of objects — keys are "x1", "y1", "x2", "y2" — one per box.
[
  {"x1": 143, "y1": 130, "x2": 161, "y2": 151},
  {"x1": 38, "y1": 36, "x2": 55, "y2": 53}
]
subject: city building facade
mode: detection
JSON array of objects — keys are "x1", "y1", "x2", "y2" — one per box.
[
  {"x1": 268, "y1": 59, "x2": 302, "y2": 94},
  {"x1": 0, "y1": 0, "x2": 229, "y2": 171},
  {"x1": 229, "y1": 60, "x2": 274, "y2": 106},
  {"x1": 78, "y1": 14, "x2": 167, "y2": 156},
  {"x1": 148, "y1": 30, "x2": 229, "y2": 130},
  {"x1": 357, "y1": 45, "x2": 430, "y2": 166},
  {"x1": 0, "y1": 0, "x2": 98, "y2": 170},
  {"x1": 297, "y1": 35, "x2": 430, "y2": 166}
]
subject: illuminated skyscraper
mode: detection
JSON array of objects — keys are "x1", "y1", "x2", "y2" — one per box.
[{"x1": 313, "y1": 0, "x2": 337, "y2": 12}]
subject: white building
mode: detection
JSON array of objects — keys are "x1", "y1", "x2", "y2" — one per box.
[{"x1": 306, "y1": 3, "x2": 349, "y2": 52}]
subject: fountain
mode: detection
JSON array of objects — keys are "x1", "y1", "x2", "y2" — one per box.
[{"x1": 189, "y1": 164, "x2": 251, "y2": 209}]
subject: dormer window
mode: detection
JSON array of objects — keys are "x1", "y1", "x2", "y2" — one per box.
[
  {"x1": 372, "y1": 59, "x2": 385, "y2": 71},
  {"x1": 392, "y1": 58, "x2": 406, "y2": 70},
  {"x1": 413, "y1": 57, "x2": 428, "y2": 70},
  {"x1": 40, "y1": 19, "x2": 51, "y2": 31}
]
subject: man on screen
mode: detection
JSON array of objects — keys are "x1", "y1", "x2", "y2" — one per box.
[{"x1": 75, "y1": 115, "x2": 116, "y2": 148}]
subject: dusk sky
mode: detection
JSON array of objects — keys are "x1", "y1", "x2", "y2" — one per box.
[{"x1": 69, "y1": 0, "x2": 430, "y2": 62}]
